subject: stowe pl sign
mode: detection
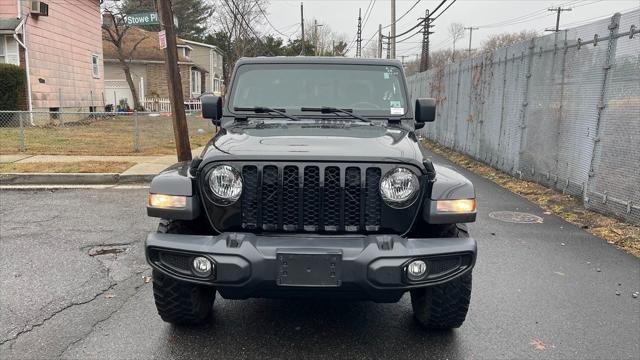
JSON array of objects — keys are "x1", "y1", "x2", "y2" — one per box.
[{"x1": 126, "y1": 11, "x2": 159, "y2": 26}]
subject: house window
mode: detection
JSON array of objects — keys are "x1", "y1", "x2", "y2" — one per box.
[
  {"x1": 191, "y1": 68, "x2": 201, "y2": 96},
  {"x1": 0, "y1": 36, "x2": 5, "y2": 63},
  {"x1": 0, "y1": 35, "x2": 19, "y2": 65},
  {"x1": 91, "y1": 54, "x2": 100, "y2": 78}
]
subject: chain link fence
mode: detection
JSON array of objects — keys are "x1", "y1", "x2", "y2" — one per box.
[
  {"x1": 408, "y1": 10, "x2": 640, "y2": 225},
  {"x1": 0, "y1": 111, "x2": 216, "y2": 156}
]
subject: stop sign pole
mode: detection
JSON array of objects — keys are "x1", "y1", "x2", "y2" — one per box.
[{"x1": 156, "y1": 0, "x2": 192, "y2": 162}]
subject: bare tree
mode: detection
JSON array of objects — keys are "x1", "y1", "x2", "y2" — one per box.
[
  {"x1": 448, "y1": 22, "x2": 465, "y2": 62},
  {"x1": 304, "y1": 19, "x2": 347, "y2": 56},
  {"x1": 482, "y1": 30, "x2": 538, "y2": 52},
  {"x1": 213, "y1": 0, "x2": 267, "y2": 83},
  {"x1": 101, "y1": 7, "x2": 148, "y2": 110}
]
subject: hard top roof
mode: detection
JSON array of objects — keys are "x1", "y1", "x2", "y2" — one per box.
[{"x1": 235, "y1": 56, "x2": 403, "y2": 67}]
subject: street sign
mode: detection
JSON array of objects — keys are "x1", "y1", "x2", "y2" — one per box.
[
  {"x1": 126, "y1": 11, "x2": 159, "y2": 26},
  {"x1": 158, "y1": 30, "x2": 167, "y2": 49}
]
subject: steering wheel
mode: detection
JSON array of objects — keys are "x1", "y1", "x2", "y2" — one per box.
[{"x1": 348, "y1": 101, "x2": 382, "y2": 109}]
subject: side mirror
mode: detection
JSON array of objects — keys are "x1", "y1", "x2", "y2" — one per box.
[
  {"x1": 414, "y1": 98, "x2": 436, "y2": 129},
  {"x1": 202, "y1": 95, "x2": 222, "y2": 125}
]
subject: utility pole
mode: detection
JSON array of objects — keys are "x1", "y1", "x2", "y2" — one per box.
[
  {"x1": 419, "y1": 10, "x2": 433, "y2": 72},
  {"x1": 156, "y1": 0, "x2": 191, "y2": 161},
  {"x1": 313, "y1": 20, "x2": 323, "y2": 55},
  {"x1": 399, "y1": 55, "x2": 408, "y2": 68},
  {"x1": 377, "y1": 24, "x2": 383, "y2": 58},
  {"x1": 386, "y1": 32, "x2": 391, "y2": 59},
  {"x1": 464, "y1": 26, "x2": 479, "y2": 56},
  {"x1": 356, "y1": 8, "x2": 362, "y2": 57},
  {"x1": 332, "y1": 40, "x2": 335, "y2": 56},
  {"x1": 390, "y1": 0, "x2": 396, "y2": 58},
  {"x1": 546, "y1": 7, "x2": 572, "y2": 32},
  {"x1": 300, "y1": 2, "x2": 305, "y2": 55}
]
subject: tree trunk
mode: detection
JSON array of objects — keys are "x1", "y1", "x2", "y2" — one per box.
[{"x1": 119, "y1": 58, "x2": 142, "y2": 111}]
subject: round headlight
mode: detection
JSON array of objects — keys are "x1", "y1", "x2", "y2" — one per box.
[
  {"x1": 208, "y1": 165, "x2": 243, "y2": 205},
  {"x1": 380, "y1": 167, "x2": 420, "y2": 208}
]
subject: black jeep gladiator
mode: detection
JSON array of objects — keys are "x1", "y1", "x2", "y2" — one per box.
[{"x1": 145, "y1": 57, "x2": 477, "y2": 330}]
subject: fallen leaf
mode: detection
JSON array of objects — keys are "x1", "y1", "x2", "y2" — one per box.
[
  {"x1": 143, "y1": 276, "x2": 152, "y2": 283},
  {"x1": 543, "y1": 211, "x2": 551, "y2": 215},
  {"x1": 611, "y1": 228, "x2": 623, "y2": 236},
  {"x1": 530, "y1": 338, "x2": 546, "y2": 351},
  {"x1": 105, "y1": 293, "x2": 115, "y2": 299}
]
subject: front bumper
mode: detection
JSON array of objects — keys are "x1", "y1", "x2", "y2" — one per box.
[{"x1": 146, "y1": 232, "x2": 476, "y2": 303}]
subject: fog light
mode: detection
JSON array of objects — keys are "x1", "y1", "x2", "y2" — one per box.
[
  {"x1": 407, "y1": 260, "x2": 428, "y2": 281},
  {"x1": 192, "y1": 256, "x2": 212, "y2": 276}
]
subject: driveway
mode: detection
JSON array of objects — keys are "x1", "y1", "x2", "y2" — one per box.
[{"x1": 0, "y1": 149, "x2": 638, "y2": 359}]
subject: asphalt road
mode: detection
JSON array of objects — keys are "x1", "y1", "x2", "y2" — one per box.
[{"x1": 1, "y1": 150, "x2": 638, "y2": 359}]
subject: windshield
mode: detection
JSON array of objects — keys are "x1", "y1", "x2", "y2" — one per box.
[{"x1": 229, "y1": 63, "x2": 408, "y2": 117}]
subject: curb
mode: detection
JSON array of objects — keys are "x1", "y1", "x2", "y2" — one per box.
[{"x1": 0, "y1": 173, "x2": 155, "y2": 185}]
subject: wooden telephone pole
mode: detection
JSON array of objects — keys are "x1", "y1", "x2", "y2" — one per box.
[
  {"x1": 546, "y1": 7, "x2": 572, "y2": 32},
  {"x1": 156, "y1": 0, "x2": 191, "y2": 161}
]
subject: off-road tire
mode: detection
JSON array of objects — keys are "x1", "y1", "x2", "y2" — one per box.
[
  {"x1": 410, "y1": 272, "x2": 472, "y2": 330},
  {"x1": 152, "y1": 219, "x2": 216, "y2": 325}
]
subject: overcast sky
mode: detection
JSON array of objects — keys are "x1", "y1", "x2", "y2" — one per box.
[{"x1": 260, "y1": 0, "x2": 639, "y2": 57}]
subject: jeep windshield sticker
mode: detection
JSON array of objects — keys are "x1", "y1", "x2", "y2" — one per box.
[
  {"x1": 390, "y1": 107, "x2": 404, "y2": 115},
  {"x1": 390, "y1": 100, "x2": 402, "y2": 108},
  {"x1": 383, "y1": 72, "x2": 390, "y2": 79}
]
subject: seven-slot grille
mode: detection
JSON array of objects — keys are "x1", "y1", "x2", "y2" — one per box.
[{"x1": 240, "y1": 165, "x2": 382, "y2": 232}]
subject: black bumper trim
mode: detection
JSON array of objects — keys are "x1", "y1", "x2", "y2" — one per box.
[{"x1": 145, "y1": 232, "x2": 476, "y2": 301}]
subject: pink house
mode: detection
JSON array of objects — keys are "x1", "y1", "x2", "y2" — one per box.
[{"x1": 0, "y1": 0, "x2": 104, "y2": 112}]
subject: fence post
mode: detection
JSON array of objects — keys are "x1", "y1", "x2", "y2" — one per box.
[
  {"x1": 19, "y1": 112, "x2": 26, "y2": 152},
  {"x1": 133, "y1": 111, "x2": 140, "y2": 152},
  {"x1": 452, "y1": 61, "x2": 462, "y2": 151},
  {"x1": 516, "y1": 38, "x2": 536, "y2": 177},
  {"x1": 585, "y1": 13, "x2": 621, "y2": 202},
  {"x1": 58, "y1": 88, "x2": 64, "y2": 127}
]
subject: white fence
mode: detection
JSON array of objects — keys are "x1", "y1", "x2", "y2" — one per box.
[{"x1": 143, "y1": 97, "x2": 202, "y2": 112}]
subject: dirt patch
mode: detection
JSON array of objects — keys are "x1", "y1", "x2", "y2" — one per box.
[
  {"x1": 0, "y1": 161, "x2": 135, "y2": 173},
  {"x1": 422, "y1": 139, "x2": 640, "y2": 257}
]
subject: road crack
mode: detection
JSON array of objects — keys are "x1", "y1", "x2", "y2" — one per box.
[
  {"x1": 0, "y1": 281, "x2": 116, "y2": 347},
  {"x1": 57, "y1": 274, "x2": 150, "y2": 359}
]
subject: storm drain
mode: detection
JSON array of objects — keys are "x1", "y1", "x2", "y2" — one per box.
[{"x1": 488, "y1": 211, "x2": 544, "y2": 224}]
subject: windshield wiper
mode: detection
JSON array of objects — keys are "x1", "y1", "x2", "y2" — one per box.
[
  {"x1": 234, "y1": 106, "x2": 301, "y2": 121},
  {"x1": 300, "y1": 107, "x2": 372, "y2": 123}
]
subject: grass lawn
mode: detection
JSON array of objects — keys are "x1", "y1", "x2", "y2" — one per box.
[
  {"x1": 0, "y1": 161, "x2": 136, "y2": 173},
  {"x1": 0, "y1": 114, "x2": 214, "y2": 156}
]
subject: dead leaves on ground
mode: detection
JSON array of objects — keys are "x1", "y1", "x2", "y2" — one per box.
[{"x1": 422, "y1": 140, "x2": 640, "y2": 257}]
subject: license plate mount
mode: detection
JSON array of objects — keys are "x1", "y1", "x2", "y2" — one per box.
[{"x1": 276, "y1": 250, "x2": 342, "y2": 287}]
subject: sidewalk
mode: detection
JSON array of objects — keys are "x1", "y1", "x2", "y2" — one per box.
[{"x1": 0, "y1": 147, "x2": 204, "y2": 185}]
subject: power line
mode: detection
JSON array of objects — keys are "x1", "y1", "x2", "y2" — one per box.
[
  {"x1": 381, "y1": 0, "x2": 421, "y2": 30},
  {"x1": 256, "y1": 1, "x2": 293, "y2": 38},
  {"x1": 476, "y1": 0, "x2": 583, "y2": 28},
  {"x1": 431, "y1": 0, "x2": 457, "y2": 21},
  {"x1": 222, "y1": 0, "x2": 274, "y2": 56},
  {"x1": 383, "y1": 0, "x2": 447, "y2": 40},
  {"x1": 346, "y1": 0, "x2": 374, "y2": 54}
]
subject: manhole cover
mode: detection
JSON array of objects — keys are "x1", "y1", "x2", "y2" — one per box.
[{"x1": 488, "y1": 211, "x2": 544, "y2": 224}]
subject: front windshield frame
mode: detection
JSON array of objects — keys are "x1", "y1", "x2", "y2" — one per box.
[{"x1": 226, "y1": 62, "x2": 411, "y2": 119}]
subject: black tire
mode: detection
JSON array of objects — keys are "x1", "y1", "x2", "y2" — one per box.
[
  {"x1": 410, "y1": 224, "x2": 472, "y2": 330},
  {"x1": 152, "y1": 219, "x2": 216, "y2": 325},
  {"x1": 157, "y1": 218, "x2": 212, "y2": 235},
  {"x1": 410, "y1": 272, "x2": 472, "y2": 330}
]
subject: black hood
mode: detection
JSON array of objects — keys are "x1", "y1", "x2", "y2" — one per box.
[{"x1": 200, "y1": 120, "x2": 425, "y2": 167}]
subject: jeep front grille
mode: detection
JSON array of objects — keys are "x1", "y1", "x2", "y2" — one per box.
[{"x1": 240, "y1": 164, "x2": 382, "y2": 233}]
